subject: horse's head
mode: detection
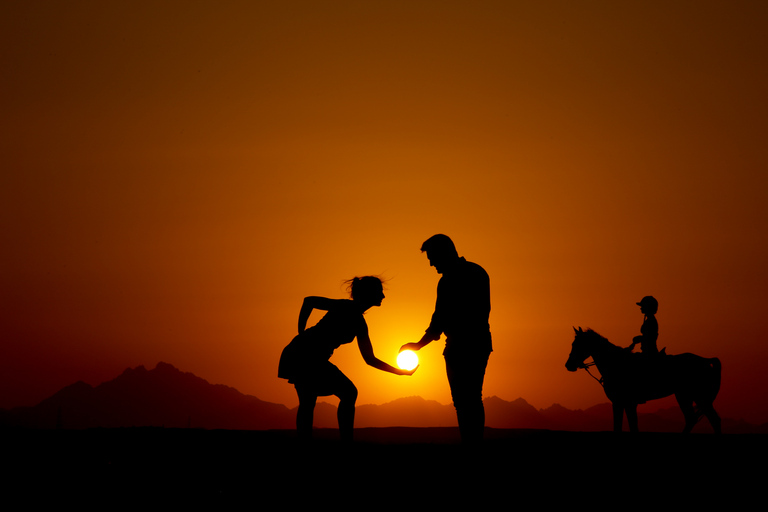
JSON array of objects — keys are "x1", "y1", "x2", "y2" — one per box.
[{"x1": 566, "y1": 326, "x2": 592, "y2": 372}]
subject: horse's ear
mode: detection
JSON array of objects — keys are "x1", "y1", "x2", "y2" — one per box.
[
  {"x1": 578, "y1": 326, "x2": 584, "y2": 333},
  {"x1": 573, "y1": 326, "x2": 578, "y2": 334}
]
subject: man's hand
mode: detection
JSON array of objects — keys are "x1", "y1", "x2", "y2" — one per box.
[{"x1": 401, "y1": 332, "x2": 441, "y2": 353}]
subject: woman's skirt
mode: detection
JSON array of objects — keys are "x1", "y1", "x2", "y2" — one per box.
[{"x1": 278, "y1": 334, "x2": 349, "y2": 394}]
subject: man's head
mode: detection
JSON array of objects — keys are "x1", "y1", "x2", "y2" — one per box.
[{"x1": 421, "y1": 234, "x2": 460, "y2": 274}]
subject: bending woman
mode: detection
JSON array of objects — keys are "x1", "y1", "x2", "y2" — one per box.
[{"x1": 278, "y1": 276, "x2": 415, "y2": 442}]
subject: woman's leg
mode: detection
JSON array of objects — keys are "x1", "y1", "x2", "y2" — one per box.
[
  {"x1": 295, "y1": 385, "x2": 317, "y2": 441},
  {"x1": 302, "y1": 362, "x2": 358, "y2": 442},
  {"x1": 335, "y1": 377, "x2": 358, "y2": 443},
  {"x1": 322, "y1": 364, "x2": 358, "y2": 442}
]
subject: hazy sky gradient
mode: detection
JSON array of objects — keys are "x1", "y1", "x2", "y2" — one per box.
[{"x1": 2, "y1": 1, "x2": 767, "y2": 424}]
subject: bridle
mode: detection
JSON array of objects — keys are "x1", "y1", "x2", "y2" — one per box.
[
  {"x1": 580, "y1": 359, "x2": 604, "y2": 386},
  {"x1": 571, "y1": 330, "x2": 604, "y2": 387}
]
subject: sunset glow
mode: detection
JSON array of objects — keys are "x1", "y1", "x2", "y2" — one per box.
[
  {"x1": 397, "y1": 350, "x2": 419, "y2": 372},
  {"x1": 1, "y1": 1, "x2": 767, "y2": 427}
]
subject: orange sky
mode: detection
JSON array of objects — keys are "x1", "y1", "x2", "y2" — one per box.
[{"x1": 2, "y1": 1, "x2": 767, "y2": 425}]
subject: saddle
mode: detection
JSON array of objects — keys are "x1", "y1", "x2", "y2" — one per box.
[{"x1": 623, "y1": 348, "x2": 670, "y2": 403}]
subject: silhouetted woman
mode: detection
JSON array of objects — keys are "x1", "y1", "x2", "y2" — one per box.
[
  {"x1": 278, "y1": 276, "x2": 415, "y2": 442},
  {"x1": 629, "y1": 296, "x2": 659, "y2": 356}
]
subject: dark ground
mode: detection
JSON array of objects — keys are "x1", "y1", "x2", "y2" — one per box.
[{"x1": 4, "y1": 426, "x2": 762, "y2": 506}]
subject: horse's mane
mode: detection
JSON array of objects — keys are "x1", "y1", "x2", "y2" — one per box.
[
  {"x1": 583, "y1": 328, "x2": 622, "y2": 351},
  {"x1": 584, "y1": 328, "x2": 606, "y2": 340}
]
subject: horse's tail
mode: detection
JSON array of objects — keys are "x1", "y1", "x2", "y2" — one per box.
[{"x1": 708, "y1": 357, "x2": 722, "y2": 401}]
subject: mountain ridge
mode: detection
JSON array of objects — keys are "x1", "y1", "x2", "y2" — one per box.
[{"x1": 0, "y1": 362, "x2": 761, "y2": 433}]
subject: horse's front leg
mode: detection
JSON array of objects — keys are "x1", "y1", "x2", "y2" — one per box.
[
  {"x1": 612, "y1": 402, "x2": 624, "y2": 432},
  {"x1": 626, "y1": 403, "x2": 639, "y2": 433}
]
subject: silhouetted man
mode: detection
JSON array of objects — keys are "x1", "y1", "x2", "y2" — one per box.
[{"x1": 401, "y1": 234, "x2": 492, "y2": 443}]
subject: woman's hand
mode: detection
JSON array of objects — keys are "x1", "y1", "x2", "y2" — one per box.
[{"x1": 298, "y1": 296, "x2": 337, "y2": 333}]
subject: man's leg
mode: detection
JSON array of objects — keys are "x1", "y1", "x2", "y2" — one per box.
[{"x1": 445, "y1": 351, "x2": 490, "y2": 443}]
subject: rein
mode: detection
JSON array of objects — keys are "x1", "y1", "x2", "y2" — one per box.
[{"x1": 581, "y1": 360, "x2": 604, "y2": 386}]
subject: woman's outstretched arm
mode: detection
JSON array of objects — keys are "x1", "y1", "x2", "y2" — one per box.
[
  {"x1": 298, "y1": 296, "x2": 337, "y2": 333},
  {"x1": 357, "y1": 326, "x2": 416, "y2": 376}
]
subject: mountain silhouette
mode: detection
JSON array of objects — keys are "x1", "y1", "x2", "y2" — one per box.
[
  {"x1": 355, "y1": 396, "x2": 457, "y2": 428},
  {"x1": 1, "y1": 362, "x2": 763, "y2": 432},
  {"x1": 1, "y1": 362, "x2": 294, "y2": 429}
]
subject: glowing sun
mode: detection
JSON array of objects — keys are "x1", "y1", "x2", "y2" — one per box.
[{"x1": 397, "y1": 350, "x2": 419, "y2": 371}]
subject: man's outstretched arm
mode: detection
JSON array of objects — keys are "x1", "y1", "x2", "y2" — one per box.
[{"x1": 400, "y1": 331, "x2": 440, "y2": 352}]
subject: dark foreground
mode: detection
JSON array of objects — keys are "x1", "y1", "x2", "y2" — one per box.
[{"x1": 4, "y1": 426, "x2": 762, "y2": 505}]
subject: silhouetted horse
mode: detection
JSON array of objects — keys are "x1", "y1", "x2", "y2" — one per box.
[{"x1": 566, "y1": 327, "x2": 721, "y2": 433}]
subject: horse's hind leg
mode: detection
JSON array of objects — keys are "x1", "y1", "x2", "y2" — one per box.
[
  {"x1": 675, "y1": 394, "x2": 697, "y2": 433},
  {"x1": 612, "y1": 402, "x2": 624, "y2": 432},
  {"x1": 626, "y1": 404, "x2": 639, "y2": 433},
  {"x1": 699, "y1": 402, "x2": 722, "y2": 434}
]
